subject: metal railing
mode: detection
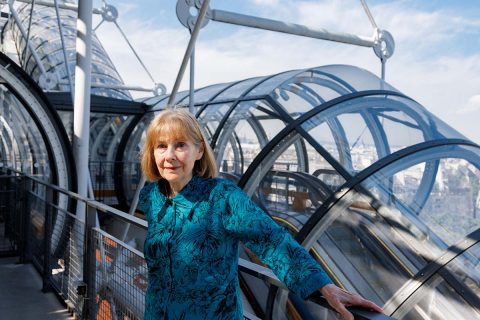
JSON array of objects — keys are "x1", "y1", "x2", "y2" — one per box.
[{"x1": 0, "y1": 168, "x2": 392, "y2": 319}]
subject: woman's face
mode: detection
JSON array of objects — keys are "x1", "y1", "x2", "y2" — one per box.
[{"x1": 154, "y1": 136, "x2": 204, "y2": 193}]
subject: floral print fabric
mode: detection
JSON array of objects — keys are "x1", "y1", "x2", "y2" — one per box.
[{"x1": 139, "y1": 176, "x2": 332, "y2": 320}]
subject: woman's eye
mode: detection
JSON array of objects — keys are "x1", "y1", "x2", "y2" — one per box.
[
  {"x1": 157, "y1": 144, "x2": 167, "y2": 149},
  {"x1": 176, "y1": 142, "x2": 186, "y2": 148}
]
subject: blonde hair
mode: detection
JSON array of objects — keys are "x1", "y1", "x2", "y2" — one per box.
[{"x1": 141, "y1": 108, "x2": 218, "y2": 182}]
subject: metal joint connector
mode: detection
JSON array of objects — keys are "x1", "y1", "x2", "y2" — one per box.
[{"x1": 373, "y1": 29, "x2": 395, "y2": 61}]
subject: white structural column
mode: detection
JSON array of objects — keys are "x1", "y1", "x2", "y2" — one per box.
[{"x1": 73, "y1": 0, "x2": 93, "y2": 221}]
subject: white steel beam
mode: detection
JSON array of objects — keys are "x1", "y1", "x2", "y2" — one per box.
[
  {"x1": 210, "y1": 9, "x2": 375, "y2": 48},
  {"x1": 72, "y1": 0, "x2": 93, "y2": 221}
]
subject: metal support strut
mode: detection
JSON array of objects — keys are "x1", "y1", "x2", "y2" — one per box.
[{"x1": 176, "y1": 0, "x2": 395, "y2": 80}]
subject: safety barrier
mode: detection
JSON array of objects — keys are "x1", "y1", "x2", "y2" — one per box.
[{"x1": 0, "y1": 168, "x2": 392, "y2": 319}]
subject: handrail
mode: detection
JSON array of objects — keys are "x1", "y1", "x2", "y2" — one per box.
[{"x1": 3, "y1": 168, "x2": 146, "y2": 229}]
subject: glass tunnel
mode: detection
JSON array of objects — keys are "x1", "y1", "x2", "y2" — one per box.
[
  {"x1": 120, "y1": 65, "x2": 479, "y2": 319},
  {"x1": 0, "y1": 4, "x2": 479, "y2": 317}
]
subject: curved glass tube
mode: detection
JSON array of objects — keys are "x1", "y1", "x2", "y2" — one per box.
[
  {"x1": 12, "y1": 3, "x2": 131, "y2": 99},
  {"x1": 120, "y1": 64, "x2": 480, "y2": 318}
]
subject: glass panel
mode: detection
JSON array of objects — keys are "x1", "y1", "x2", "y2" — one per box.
[
  {"x1": 0, "y1": 84, "x2": 51, "y2": 180},
  {"x1": 197, "y1": 103, "x2": 232, "y2": 141},
  {"x1": 142, "y1": 94, "x2": 168, "y2": 106},
  {"x1": 182, "y1": 82, "x2": 234, "y2": 105},
  {"x1": 301, "y1": 80, "x2": 344, "y2": 102},
  {"x1": 337, "y1": 113, "x2": 378, "y2": 172},
  {"x1": 272, "y1": 85, "x2": 317, "y2": 119},
  {"x1": 307, "y1": 121, "x2": 343, "y2": 167},
  {"x1": 216, "y1": 100, "x2": 284, "y2": 177},
  {"x1": 364, "y1": 149, "x2": 480, "y2": 250},
  {"x1": 299, "y1": 145, "x2": 480, "y2": 309},
  {"x1": 309, "y1": 189, "x2": 415, "y2": 306},
  {"x1": 303, "y1": 112, "x2": 353, "y2": 173},
  {"x1": 385, "y1": 95, "x2": 466, "y2": 141},
  {"x1": 150, "y1": 91, "x2": 189, "y2": 111},
  {"x1": 377, "y1": 110, "x2": 424, "y2": 153},
  {"x1": 246, "y1": 70, "x2": 301, "y2": 97},
  {"x1": 121, "y1": 113, "x2": 154, "y2": 203},
  {"x1": 243, "y1": 131, "x2": 344, "y2": 232},
  {"x1": 14, "y1": 4, "x2": 132, "y2": 99},
  {"x1": 445, "y1": 242, "x2": 480, "y2": 303},
  {"x1": 422, "y1": 159, "x2": 480, "y2": 244},
  {"x1": 213, "y1": 76, "x2": 266, "y2": 101},
  {"x1": 250, "y1": 103, "x2": 286, "y2": 141},
  {"x1": 393, "y1": 243, "x2": 480, "y2": 319},
  {"x1": 302, "y1": 94, "x2": 470, "y2": 175},
  {"x1": 314, "y1": 65, "x2": 399, "y2": 92}
]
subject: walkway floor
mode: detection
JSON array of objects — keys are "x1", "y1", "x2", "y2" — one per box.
[{"x1": 0, "y1": 256, "x2": 74, "y2": 320}]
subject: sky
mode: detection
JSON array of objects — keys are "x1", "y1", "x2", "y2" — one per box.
[{"x1": 91, "y1": 0, "x2": 480, "y2": 144}]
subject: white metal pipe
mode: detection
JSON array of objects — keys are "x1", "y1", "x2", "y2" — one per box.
[
  {"x1": 8, "y1": 0, "x2": 47, "y2": 75},
  {"x1": 168, "y1": 0, "x2": 210, "y2": 105},
  {"x1": 90, "y1": 82, "x2": 156, "y2": 93},
  {"x1": 72, "y1": 0, "x2": 93, "y2": 222},
  {"x1": 210, "y1": 9, "x2": 375, "y2": 48},
  {"x1": 14, "y1": 0, "x2": 102, "y2": 14},
  {"x1": 189, "y1": 48, "x2": 195, "y2": 113},
  {"x1": 114, "y1": 20, "x2": 156, "y2": 83},
  {"x1": 58, "y1": 80, "x2": 158, "y2": 93},
  {"x1": 360, "y1": 0, "x2": 378, "y2": 29},
  {"x1": 381, "y1": 58, "x2": 386, "y2": 81}
]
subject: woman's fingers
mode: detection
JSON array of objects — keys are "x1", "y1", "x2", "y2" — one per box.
[
  {"x1": 332, "y1": 302, "x2": 354, "y2": 320},
  {"x1": 344, "y1": 294, "x2": 384, "y2": 314},
  {"x1": 320, "y1": 284, "x2": 384, "y2": 319},
  {"x1": 357, "y1": 298, "x2": 384, "y2": 313}
]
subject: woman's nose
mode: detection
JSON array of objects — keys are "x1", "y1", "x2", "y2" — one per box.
[{"x1": 165, "y1": 145, "x2": 176, "y2": 160}]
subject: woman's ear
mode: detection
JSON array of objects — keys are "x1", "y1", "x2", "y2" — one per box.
[{"x1": 196, "y1": 142, "x2": 205, "y2": 160}]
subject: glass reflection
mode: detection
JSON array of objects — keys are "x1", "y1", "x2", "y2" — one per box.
[
  {"x1": 0, "y1": 84, "x2": 51, "y2": 180},
  {"x1": 216, "y1": 100, "x2": 285, "y2": 177},
  {"x1": 364, "y1": 147, "x2": 480, "y2": 253},
  {"x1": 393, "y1": 242, "x2": 480, "y2": 319}
]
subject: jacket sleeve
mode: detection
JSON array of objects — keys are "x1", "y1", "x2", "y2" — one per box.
[{"x1": 222, "y1": 184, "x2": 332, "y2": 299}]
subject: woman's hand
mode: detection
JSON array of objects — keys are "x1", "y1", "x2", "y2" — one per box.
[{"x1": 320, "y1": 284, "x2": 383, "y2": 320}]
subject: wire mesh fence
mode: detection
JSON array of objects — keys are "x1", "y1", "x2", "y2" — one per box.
[
  {"x1": 93, "y1": 229, "x2": 147, "y2": 319},
  {"x1": 50, "y1": 210, "x2": 85, "y2": 317},
  {"x1": 0, "y1": 174, "x2": 21, "y2": 255},
  {"x1": 90, "y1": 161, "x2": 118, "y2": 206}
]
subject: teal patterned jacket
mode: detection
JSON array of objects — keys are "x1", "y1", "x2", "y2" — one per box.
[{"x1": 139, "y1": 176, "x2": 332, "y2": 320}]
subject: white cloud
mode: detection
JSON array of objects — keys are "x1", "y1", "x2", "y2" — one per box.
[
  {"x1": 250, "y1": 0, "x2": 280, "y2": 6},
  {"x1": 459, "y1": 95, "x2": 480, "y2": 115}
]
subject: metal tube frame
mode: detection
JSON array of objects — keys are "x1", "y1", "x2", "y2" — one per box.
[
  {"x1": 57, "y1": 80, "x2": 161, "y2": 94},
  {"x1": 72, "y1": 0, "x2": 93, "y2": 222},
  {"x1": 189, "y1": 47, "x2": 195, "y2": 113},
  {"x1": 210, "y1": 9, "x2": 375, "y2": 48},
  {"x1": 14, "y1": 0, "x2": 103, "y2": 14},
  {"x1": 42, "y1": 186, "x2": 53, "y2": 292},
  {"x1": 168, "y1": 0, "x2": 210, "y2": 105}
]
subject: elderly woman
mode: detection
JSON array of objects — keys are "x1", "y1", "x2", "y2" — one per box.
[{"x1": 139, "y1": 109, "x2": 382, "y2": 320}]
